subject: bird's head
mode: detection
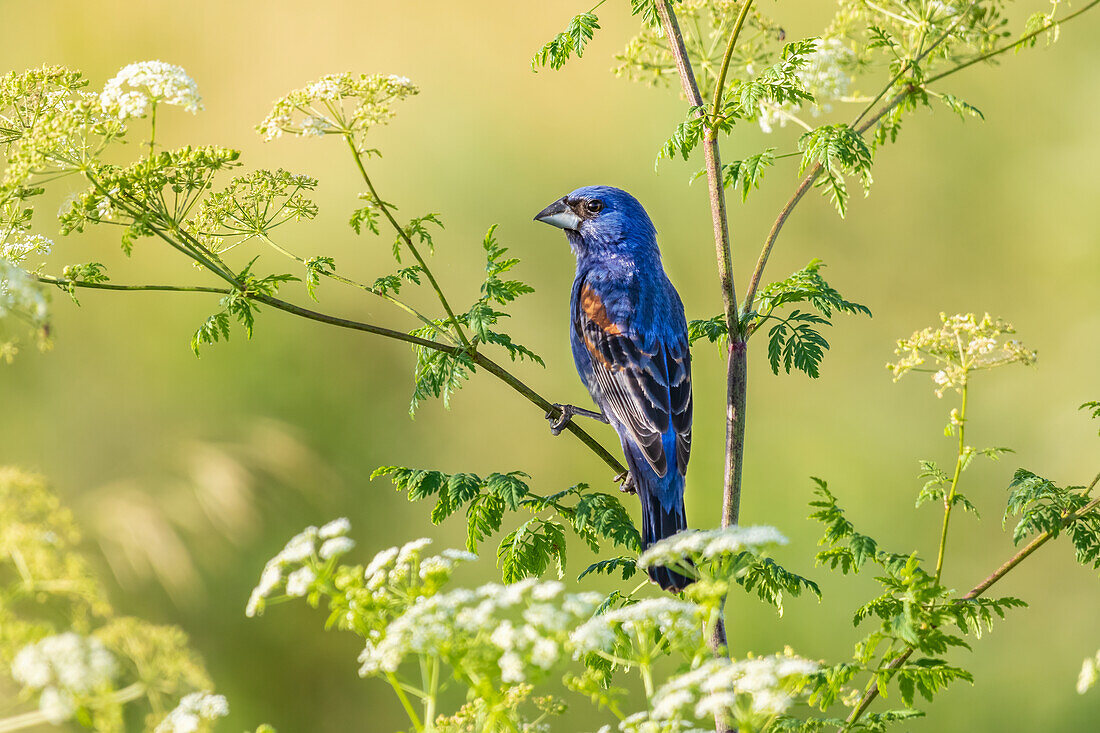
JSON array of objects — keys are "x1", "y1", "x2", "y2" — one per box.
[{"x1": 533, "y1": 185, "x2": 657, "y2": 256}]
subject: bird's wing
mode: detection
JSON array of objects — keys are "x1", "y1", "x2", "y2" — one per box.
[{"x1": 574, "y1": 281, "x2": 692, "y2": 478}]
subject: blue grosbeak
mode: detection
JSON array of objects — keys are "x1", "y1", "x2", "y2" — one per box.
[{"x1": 535, "y1": 186, "x2": 692, "y2": 592}]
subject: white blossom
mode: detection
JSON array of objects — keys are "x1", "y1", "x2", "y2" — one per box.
[
  {"x1": 100, "y1": 61, "x2": 203, "y2": 119},
  {"x1": 1078, "y1": 651, "x2": 1100, "y2": 694},
  {"x1": 10, "y1": 633, "x2": 118, "y2": 694},
  {"x1": 38, "y1": 687, "x2": 75, "y2": 725},
  {"x1": 285, "y1": 566, "x2": 315, "y2": 597},
  {"x1": 319, "y1": 517, "x2": 351, "y2": 538},
  {"x1": 319, "y1": 536, "x2": 355, "y2": 560},
  {"x1": 651, "y1": 652, "x2": 819, "y2": 728},
  {"x1": 1, "y1": 232, "x2": 53, "y2": 266},
  {"x1": 155, "y1": 692, "x2": 229, "y2": 733},
  {"x1": 638, "y1": 525, "x2": 787, "y2": 570}
]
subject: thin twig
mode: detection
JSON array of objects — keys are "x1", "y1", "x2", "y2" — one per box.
[
  {"x1": 40, "y1": 274, "x2": 627, "y2": 475},
  {"x1": 344, "y1": 136, "x2": 471, "y2": 348},
  {"x1": 741, "y1": 0, "x2": 1100, "y2": 320}
]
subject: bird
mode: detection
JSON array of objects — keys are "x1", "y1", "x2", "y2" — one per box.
[{"x1": 534, "y1": 185, "x2": 693, "y2": 592}]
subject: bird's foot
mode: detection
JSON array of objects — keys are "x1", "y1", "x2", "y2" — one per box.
[
  {"x1": 614, "y1": 470, "x2": 637, "y2": 495},
  {"x1": 545, "y1": 403, "x2": 608, "y2": 436}
]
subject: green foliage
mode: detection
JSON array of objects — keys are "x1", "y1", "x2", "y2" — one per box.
[
  {"x1": 191, "y1": 258, "x2": 297, "y2": 355},
  {"x1": 736, "y1": 557, "x2": 821, "y2": 616},
  {"x1": 765, "y1": 310, "x2": 831, "y2": 378},
  {"x1": 1082, "y1": 400, "x2": 1100, "y2": 435},
  {"x1": 407, "y1": 326, "x2": 474, "y2": 412},
  {"x1": 720, "y1": 148, "x2": 776, "y2": 202},
  {"x1": 348, "y1": 193, "x2": 381, "y2": 235},
  {"x1": 798, "y1": 124, "x2": 874, "y2": 216},
  {"x1": 373, "y1": 467, "x2": 640, "y2": 581},
  {"x1": 303, "y1": 256, "x2": 335, "y2": 301},
  {"x1": 754, "y1": 259, "x2": 870, "y2": 378},
  {"x1": 578, "y1": 555, "x2": 637, "y2": 581},
  {"x1": 57, "y1": 262, "x2": 109, "y2": 304},
  {"x1": 498, "y1": 517, "x2": 568, "y2": 582},
  {"x1": 687, "y1": 313, "x2": 728, "y2": 346},
  {"x1": 809, "y1": 478, "x2": 879, "y2": 574},
  {"x1": 460, "y1": 225, "x2": 543, "y2": 364},
  {"x1": 532, "y1": 12, "x2": 601, "y2": 70},
  {"x1": 658, "y1": 109, "x2": 706, "y2": 163},
  {"x1": 1004, "y1": 469, "x2": 1100, "y2": 570}
]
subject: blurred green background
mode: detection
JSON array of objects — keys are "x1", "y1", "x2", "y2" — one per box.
[{"x1": 2, "y1": 0, "x2": 1099, "y2": 729}]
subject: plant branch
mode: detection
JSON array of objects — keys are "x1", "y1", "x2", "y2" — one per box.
[
  {"x1": 709, "y1": 0, "x2": 755, "y2": 125},
  {"x1": 924, "y1": 0, "x2": 1100, "y2": 86},
  {"x1": 841, "y1": 470, "x2": 1100, "y2": 730},
  {"x1": 655, "y1": 4, "x2": 740, "y2": 731},
  {"x1": 36, "y1": 275, "x2": 229, "y2": 294},
  {"x1": 934, "y1": 382, "x2": 969, "y2": 583},
  {"x1": 741, "y1": 0, "x2": 1100, "y2": 321},
  {"x1": 343, "y1": 135, "x2": 471, "y2": 348},
  {"x1": 40, "y1": 273, "x2": 626, "y2": 475},
  {"x1": 256, "y1": 233, "x2": 457, "y2": 344}
]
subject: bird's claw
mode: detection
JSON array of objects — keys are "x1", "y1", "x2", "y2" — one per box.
[
  {"x1": 615, "y1": 470, "x2": 637, "y2": 495},
  {"x1": 545, "y1": 403, "x2": 607, "y2": 436},
  {"x1": 545, "y1": 403, "x2": 572, "y2": 436}
]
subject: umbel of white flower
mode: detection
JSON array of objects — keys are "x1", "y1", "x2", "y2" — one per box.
[
  {"x1": 10, "y1": 632, "x2": 119, "y2": 724},
  {"x1": 99, "y1": 60, "x2": 203, "y2": 120},
  {"x1": 155, "y1": 691, "x2": 229, "y2": 733},
  {"x1": 638, "y1": 525, "x2": 788, "y2": 571},
  {"x1": 246, "y1": 517, "x2": 358, "y2": 617},
  {"x1": 649, "y1": 652, "x2": 820, "y2": 729}
]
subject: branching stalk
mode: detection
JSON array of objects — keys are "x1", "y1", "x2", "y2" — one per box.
[
  {"x1": 934, "y1": 381, "x2": 969, "y2": 583},
  {"x1": 343, "y1": 135, "x2": 471, "y2": 348},
  {"x1": 841, "y1": 470, "x2": 1100, "y2": 730}
]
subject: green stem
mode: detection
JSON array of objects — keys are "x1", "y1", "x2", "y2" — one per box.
[
  {"x1": 35, "y1": 275, "x2": 229, "y2": 294},
  {"x1": 343, "y1": 135, "x2": 471, "y2": 348},
  {"x1": 423, "y1": 657, "x2": 440, "y2": 732},
  {"x1": 841, "y1": 469, "x2": 1100, "y2": 730},
  {"x1": 386, "y1": 672, "x2": 424, "y2": 733},
  {"x1": 38, "y1": 273, "x2": 627, "y2": 475},
  {"x1": 924, "y1": 0, "x2": 1100, "y2": 86},
  {"x1": 934, "y1": 380, "x2": 969, "y2": 584},
  {"x1": 148, "y1": 102, "x2": 157, "y2": 158},
  {"x1": 709, "y1": 0, "x2": 755, "y2": 125},
  {"x1": 257, "y1": 233, "x2": 456, "y2": 345}
]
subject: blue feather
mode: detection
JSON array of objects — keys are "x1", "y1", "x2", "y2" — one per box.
[{"x1": 538, "y1": 185, "x2": 693, "y2": 592}]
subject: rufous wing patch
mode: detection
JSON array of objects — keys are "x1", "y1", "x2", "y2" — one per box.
[{"x1": 580, "y1": 284, "x2": 623, "y2": 336}]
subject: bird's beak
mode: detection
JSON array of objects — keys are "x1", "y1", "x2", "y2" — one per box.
[{"x1": 533, "y1": 198, "x2": 581, "y2": 231}]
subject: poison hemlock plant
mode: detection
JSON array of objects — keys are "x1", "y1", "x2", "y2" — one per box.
[{"x1": 1, "y1": 1, "x2": 1099, "y2": 732}]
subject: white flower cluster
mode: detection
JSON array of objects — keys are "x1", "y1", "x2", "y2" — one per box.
[
  {"x1": 1, "y1": 231, "x2": 53, "y2": 267},
  {"x1": 638, "y1": 525, "x2": 788, "y2": 570},
  {"x1": 597, "y1": 715, "x2": 710, "y2": 733},
  {"x1": 759, "y1": 39, "x2": 855, "y2": 133},
  {"x1": 360, "y1": 538, "x2": 477, "y2": 597},
  {"x1": 650, "y1": 652, "x2": 819, "y2": 727},
  {"x1": 257, "y1": 72, "x2": 418, "y2": 142},
  {"x1": 1, "y1": 260, "x2": 48, "y2": 321},
  {"x1": 100, "y1": 61, "x2": 203, "y2": 120},
  {"x1": 571, "y1": 598, "x2": 708, "y2": 658},
  {"x1": 155, "y1": 691, "x2": 229, "y2": 733},
  {"x1": 1078, "y1": 650, "x2": 1100, "y2": 694},
  {"x1": 358, "y1": 578, "x2": 602, "y2": 683},
  {"x1": 887, "y1": 313, "x2": 1038, "y2": 396},
  {"x1": 11, "y1": 632, "x2": 118, "y2": 724},
  {"x1": 245, "y1": 517, "x2": 355, "y2": 617}
]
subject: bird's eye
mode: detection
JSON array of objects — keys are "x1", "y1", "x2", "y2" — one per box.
[{"x1": 585, "y1": 199, "x2": 604, "y2": 214}]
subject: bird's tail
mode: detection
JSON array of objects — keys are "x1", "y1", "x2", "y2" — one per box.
[{"x1": 635, "y1": 469, "x2": 693, "y2": 593}]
